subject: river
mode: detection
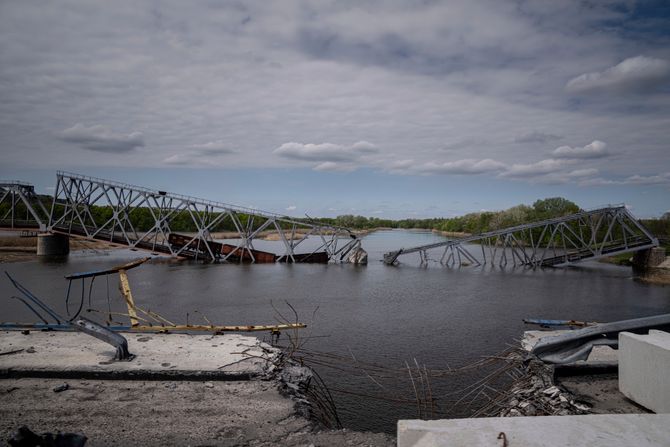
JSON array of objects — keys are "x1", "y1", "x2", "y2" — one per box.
[{"x1": 2, "y1": 229, "x2": 669, "y2": 433}]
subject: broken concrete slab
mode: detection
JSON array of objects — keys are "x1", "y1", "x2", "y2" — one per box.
[
  {"x1": 0, "y1": 377, "x2": 395, "y2": 447},
  {"x1": 0, "y1": 331, "x2": 396, "y2": 445},
  {"x1": 398, "y1": 414, "x2": 670, "y2": 447},
  {"x1": 0, "y1": 331, "x2": 279, "y2": 380}
]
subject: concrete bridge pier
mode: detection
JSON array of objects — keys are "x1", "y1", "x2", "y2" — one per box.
[
  {"x1": 37, "y1": 233, "x2": 69, "y2": 256},
  {"x1": 632, "y1": 247, "x2": 667, "y2": 269}
]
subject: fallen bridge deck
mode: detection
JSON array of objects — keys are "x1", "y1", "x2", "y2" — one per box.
[
  {"x1": 48, "y1": 171, "x2": 360, "y2": 263},
  {"x1": 384, "y1": 205, "x2": 658, "y2": 267}
]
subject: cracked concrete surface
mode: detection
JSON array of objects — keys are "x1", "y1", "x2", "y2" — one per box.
[
  {"x1": 0, "y1": 331, "x2": 394, "y2": 446},
  {"x1": 0, "y1": 378, "x2": 394, "y2": 446},
  {"x1": 0, "y1": 331, "x2": 280, "y2": 379}
]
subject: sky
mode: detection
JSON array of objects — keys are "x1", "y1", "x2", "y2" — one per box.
[{"x1": 0, "y1": 0, "x2": 669, "y2": 219}]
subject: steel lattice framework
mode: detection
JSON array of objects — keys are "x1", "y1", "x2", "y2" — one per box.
[
  {"x1": 48, "y1": 172, "x2": 361, "y2": 263},
  {"x1": 384, "y1": 206, "x2": 658, "y2": 267},
  {"x1": 0, "y1": 182, "x2": 49, "y2": 231}
]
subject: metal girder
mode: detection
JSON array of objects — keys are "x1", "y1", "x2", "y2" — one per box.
[
  {"x1": 530, "y1": 313, "x2": 670, "y2": 364},
  {"x1": 0, "y1": 182, "x2": 49, "y2": 231},
  {"x1": 384, "y1": 205, "x2": 659, "y2": 267},
  {"x1": 48, "y1": 171, "x2": 359, "y2": 263},
  {"x1": 4, "y1": 272, "x2": 133, "y2": 361}
]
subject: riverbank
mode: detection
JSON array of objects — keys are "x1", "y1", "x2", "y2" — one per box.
[
  {"x1": 598, "y1": 255, "x2": 670, "y2": 285},
  {"x1": 0, "y1": 330, "x2": 394, "y2": 446},
  {"x1": 637, "y1": 258, "x2": 670, "y2": 285},
  {"x1": 0, "y1": 226, "x2": 380, "y2": 263},
  {"x1": 0, "y1": 233, "x2": 120, "y2": 263}
]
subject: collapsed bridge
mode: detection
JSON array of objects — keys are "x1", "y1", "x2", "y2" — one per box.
[
  {"x1": 384, "y1": 205, "x2": 658, "y2": 267},
  {"x1": 48, "y1": 171, "x2": 362, "y2": 263},
  {"x1": 0, "y1": 181, "x2": 49, "y2": 231}
]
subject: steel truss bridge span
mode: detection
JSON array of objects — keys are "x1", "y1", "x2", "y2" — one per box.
[
  {"x1": 0, "y1": 182, "x2": 49, "y2": 231},
  {"x1": 48, "y1": 172, "x2": 361, "y2": 263},
  {"x1": 383, "y1": 206, "x2": 658, "y2": 267}
]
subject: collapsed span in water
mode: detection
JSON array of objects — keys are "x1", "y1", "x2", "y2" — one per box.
[
  {"x1": 47, "y1": 171, "x2": 364, "y2": 264},
  {"x1": 384, "y1": 205, "x2": 658, "y2": 268}
]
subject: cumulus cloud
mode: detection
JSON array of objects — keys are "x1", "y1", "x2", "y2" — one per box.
[
  {"x1": 552, "y1": 140, "x2": 609, "y2": 159},
  {"x1": 350, "y1": 141, "x2": 378, "y2": 153},
  {"x1": 566, "y1": 56, "x2": 670, "y2": 94},
  {"x1": 1, "y1": 2, "x2": 669, "y2": 215},
  {"x1": 500, "y1": 159, "x2": 572, "y2": 178},
  {"x1": 285, "y1": 205, "x2": 297, "y2": 211},
  {"x1": 59, "y1": 123, "x2": 144, "y2": 153},
  {"x1": 390, "y1": 159, "x2": 414, "y2": 170},
  {"x1": 580, "y1": 172, "x2": 670, "y2": 187},
  {"x1": 274, "y1": 141, "x2": 378, "y2": 162},
  {"x1": 536, "y1": 168, "x2": 600, "y2": 184},
  {"x1": 623, "y1": 173, "x2": 670, "y2": 185},
  {"x1": 514, "y1": 131, "x2": 563, "y2": 144},
  {"x1": 188, "y1": 140, "x2": 236, "y2": 156},
  {"x1": 565, "y1": 168, "x2": 599, "y2": 178},
  {"x1": 391, "y1": 156, "x2": 601, "y2": 184},
  {"x1": 163, "y1": 154, "x2": 195, "y2": 165},
  {"x1": 415, "y1": 158, "x2": 507, "y2": 175},
  {"x1": 273, "y1": 141, "x2": 378, "y2": 171},
  {"x1": 313, "y1": 161, "x2": 358, "y2": 172},
  {"x1": 163, "y1": 140, "x2": 235, "y2": 165},
  {"x1": 578, "y1": 178, "x2": 617, "y2": 186}
]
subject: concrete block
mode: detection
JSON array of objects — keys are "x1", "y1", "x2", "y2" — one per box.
[
  {"x1": 398, "y1": 414, "x2": 670, "y2": 447},
  {"x1": 619, "y1": 330, "x2": 670, "y2": 413}
]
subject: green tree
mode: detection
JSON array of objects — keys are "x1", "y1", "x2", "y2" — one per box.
[{"x1": 531, "y1": 197, "x2": 580, "y2": 220}]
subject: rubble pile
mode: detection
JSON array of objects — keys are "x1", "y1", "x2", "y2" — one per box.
[
  {"x1": 276, "y1": 363, "x2": 315, "y2": 419},
  {"x1": 499, "y1": 358, "x2": 591, "y2": 417}
]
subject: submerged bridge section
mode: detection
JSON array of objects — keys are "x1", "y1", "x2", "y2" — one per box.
[
  {"x1": 48, "y1": 172, "x2": 361, "y2": 263},
  {"x1": 384, "y1": 206, "x2": 658, "y2": 267},
  {"x1": 0, "y1": 182, "x2": 49, "y2": 231}
]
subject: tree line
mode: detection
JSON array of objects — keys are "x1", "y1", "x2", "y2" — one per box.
[
  {"x1": 316, "y1": 198, "x2": 581, "y2": 233},
  {"x1": 1, "y1": 195, "x2": 668, "y2": 247}
]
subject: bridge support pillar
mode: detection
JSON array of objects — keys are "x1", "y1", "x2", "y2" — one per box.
[
  {"x1": 633, "y1": 247, "x2": 667, "y2": 269},
  {"x1": 37, "y1": 233, "x2": 70, "y2": 256}
]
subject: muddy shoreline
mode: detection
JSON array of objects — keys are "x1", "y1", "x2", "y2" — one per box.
[{"x1": 0, "y1": 233, "x2": 119, "y2": 263}]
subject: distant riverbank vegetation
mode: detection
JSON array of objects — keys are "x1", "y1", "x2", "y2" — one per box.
[
  {"x1": 315, "y1": 197, "x2": 670, "y2": 249},
  {"x1": 317, "y1": 198, "x2": 581, "y2": 233},
  {"x1": 2, "y1": 196, "x2": 668, "y2": 249}
]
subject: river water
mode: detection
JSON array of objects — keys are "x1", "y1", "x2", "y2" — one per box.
[{"x1": 2, "y1": 229, "x2": 669, "y2": 433}]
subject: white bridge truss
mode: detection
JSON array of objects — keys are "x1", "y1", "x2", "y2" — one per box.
[
  {"x1": 384, "y1": 206, "x2": 658, "y2": 267},
  {"x1": 0, "y1": 181, "x2": 49, "y2": 231},
  {"x1": 48, "y1": 172, "x2": 360, "y2": 263}
]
